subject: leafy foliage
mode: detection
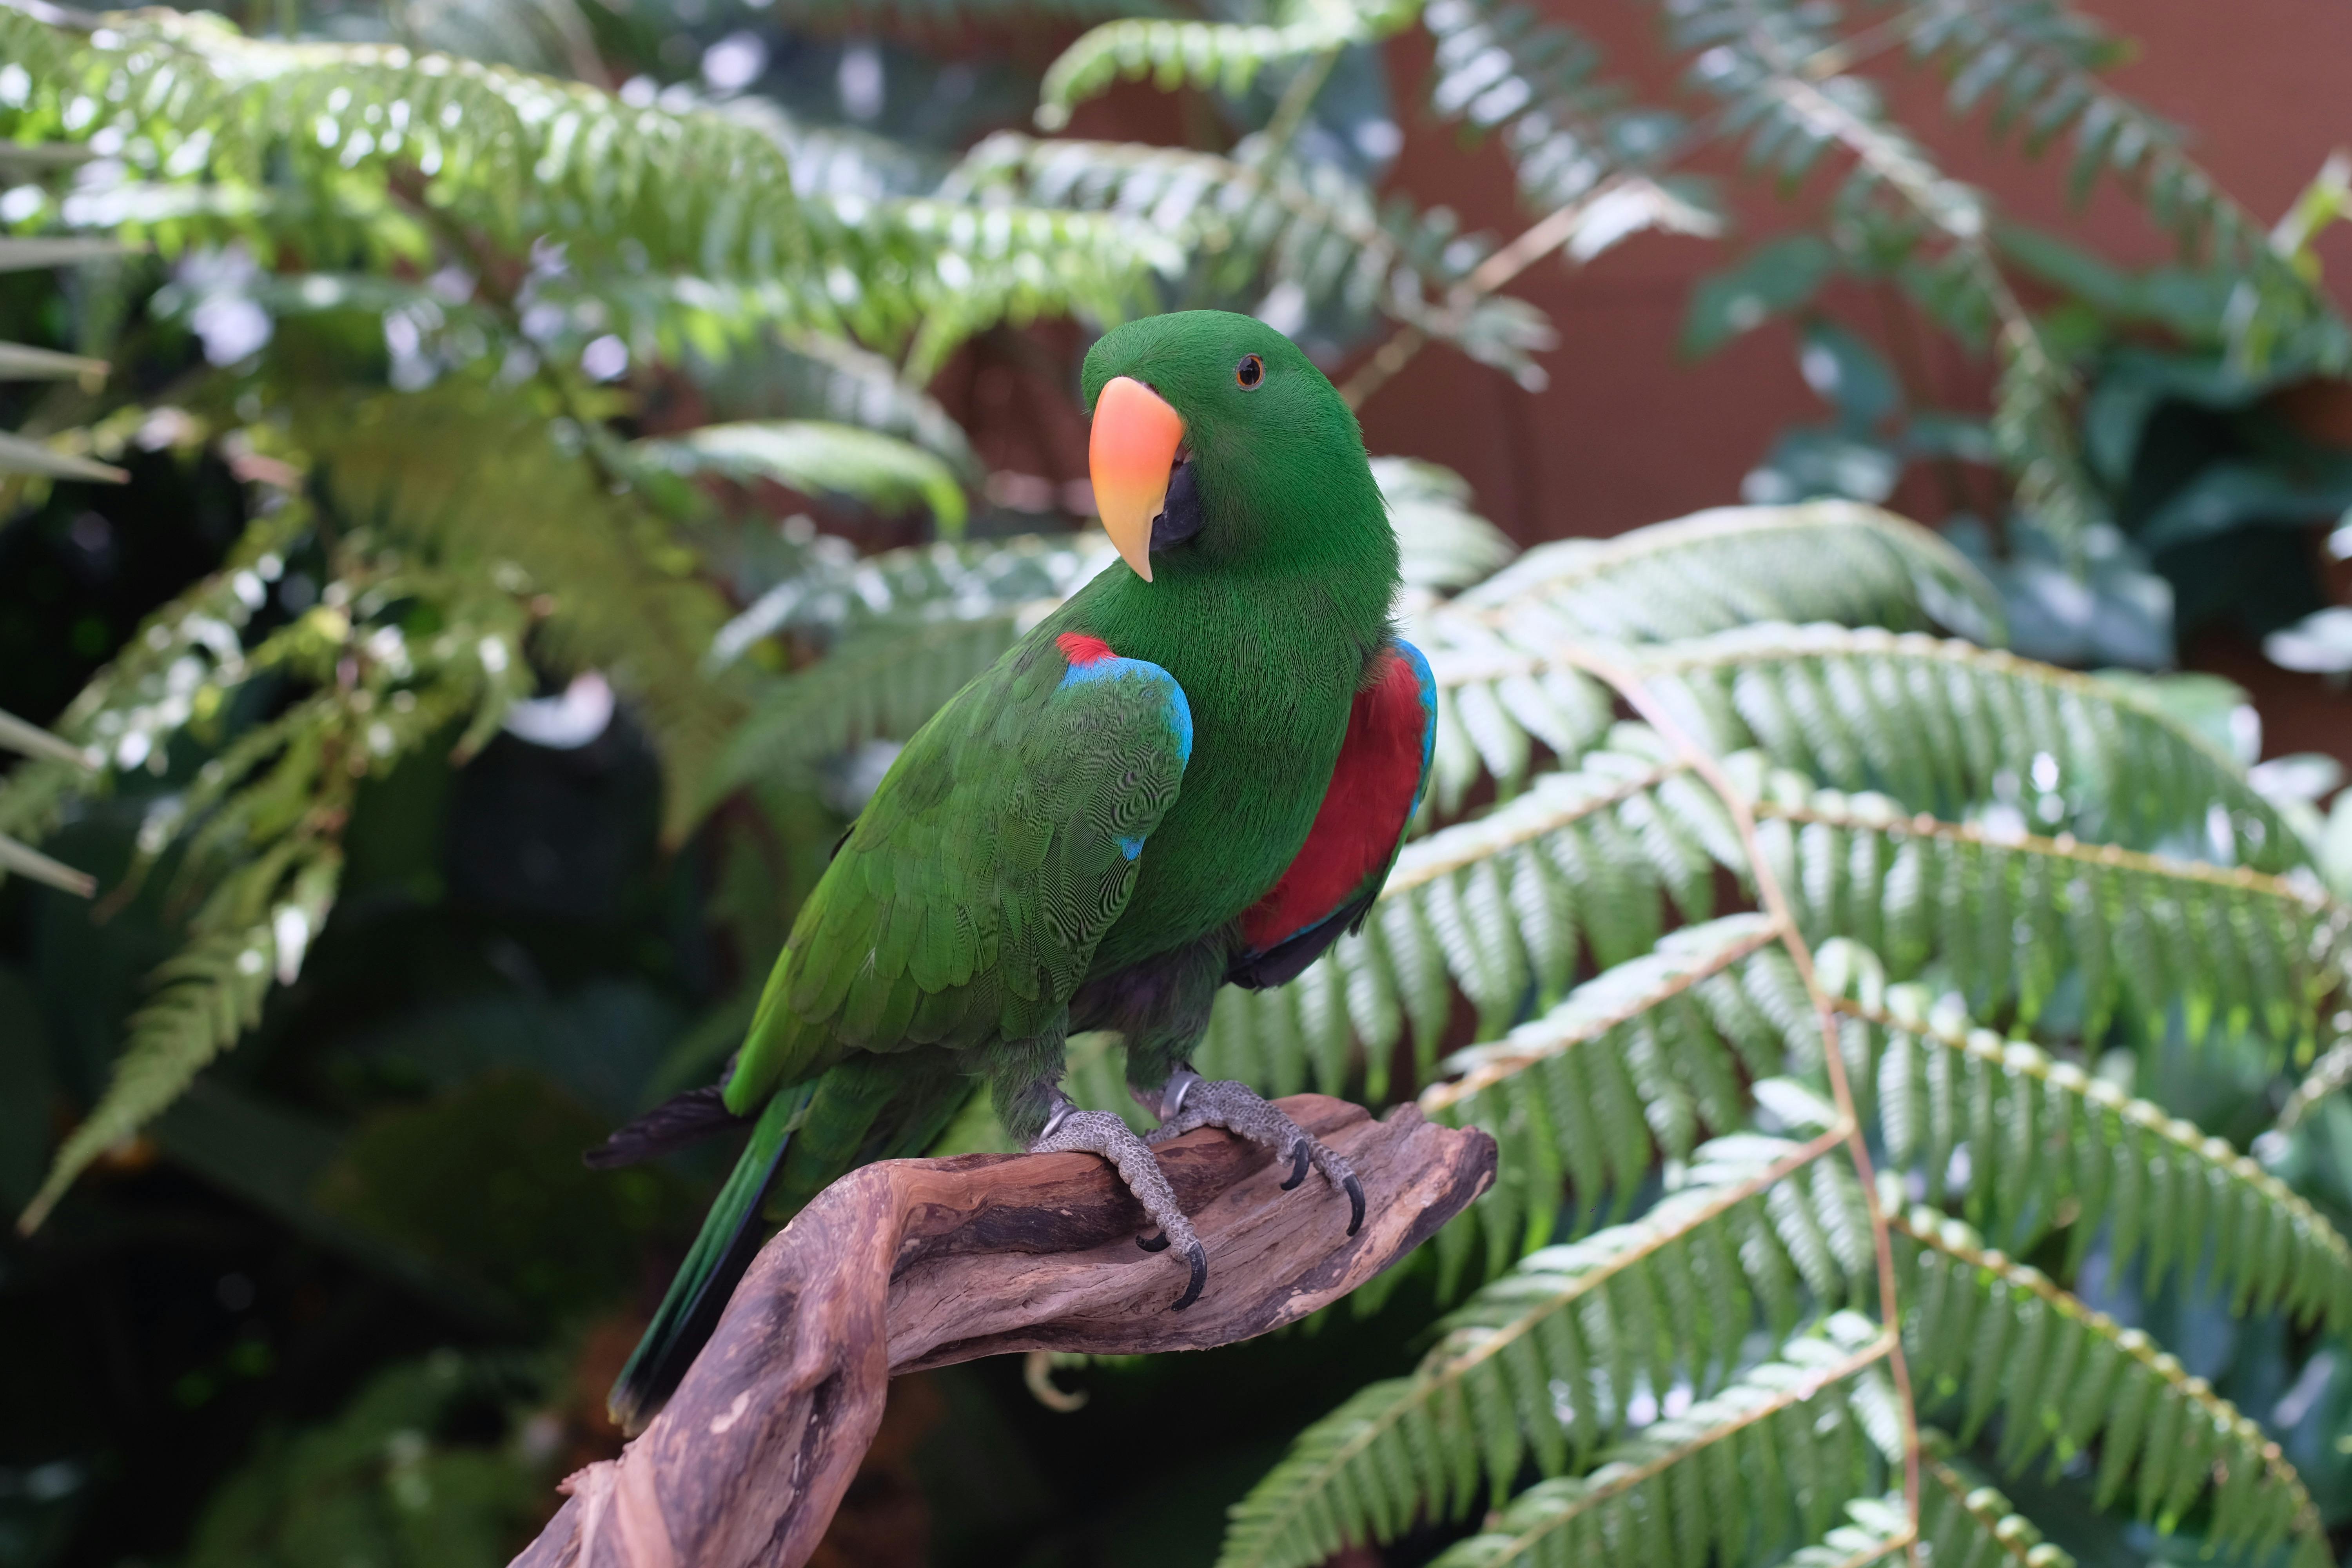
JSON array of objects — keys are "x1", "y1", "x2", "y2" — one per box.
[
  {"x1": 636, "y1": 419, "x2": 969, "y2": 532},
  {"x1": 952, "y1": 134, "x2": 1556, "y2": 385},
  {"x1": 7, "y1": 1, "x2": 2352, "y2": 1563},
  {"x1": 1423, "y1": 1313, "x2": 1899, "y2": 1568},
  {"x1": 1420, "y1": 0, "x2": 1681, "y2": 217},
  {"x1": 1035, "y1": 0, "x2": 1420, "y2": 131},
  {"x1": 1896, "y1": 1205, "x2": 2326, "y2": 1561},
  {"x1": 1207, "y1": 494, "x2": 2351, "y2": 1563}
]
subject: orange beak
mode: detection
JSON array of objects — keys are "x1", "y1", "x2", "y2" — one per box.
[{"x1": 1088, "y1": 376, "x2": 1185, "y2": 583}]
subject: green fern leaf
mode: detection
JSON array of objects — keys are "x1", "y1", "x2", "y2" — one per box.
[
  {"x1": 706, "y1": 614, "x2": 1024, "y2": 805},
  {"x1": 296, "y1": 386, "x2": 737, "y2": 838},
  {"x1": 7, "y1": 11, "x2": 808, "y2": 279},
  {"x1": 1630, "y1": 625, "x2": 2296, "y2": 868},
  {"x1": 1194, "y1": 737, "x2": 1744, "y2": 1100},
  {"x1": 1451, "y1": 500, "x2": 2001, "y2": 644},
  {"x1": 17, "y1": 846, "x2": 342, "y2": 1232},
  {"x1": 1377, "y1": 458, "x2": 1519, "y2": 592},
  {"x1": 1896, "y1": 1205, "x2": 2329, "y2": 1561},
  {"x1": 1764, "y1": 780, "x2": 2345, "y2": 1051},
  {"x1": 1423, "y1": 1313, "x2": 1895, "y2": 1568},
  {"x1": 1918, "y1": 1448, "x2": 2076, "y2": 1568},
  {"x1": 953, "y1": 134, "x2": 1551, "y2": 385},
  {"x1": 1218, "y1": 1126, "x2": 1858, "y2": 1568},
  {"x1": 1828, "y1": 959, "x2": 2352, "y2": 1332},
  {"x1": 1657, "y1": 0, "x2": 2104, "y2": 548},
  {"x1": 1421, "y1": 0, "x2": 1684, "y2": 217},
  {"x1": 635, "y1": 421, "x2": 969, "y2": 532},
  {"x1": 1901, "y1": 0, "x2": 2346, "y2": 372},
  {"x1": 1423, "y1": 914, "x2": 1802, "y2": 1256},
  {"x1": 1035, "y1": 0, "x2": 1420, "y2": 130},
  {"x1": 711, "y1": 532, "x2": 1098, "y2": 672}
]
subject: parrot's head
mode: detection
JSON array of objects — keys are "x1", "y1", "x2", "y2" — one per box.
[{"x1": 1080, "y1": 310, "x2": 1394, "y2": 586}]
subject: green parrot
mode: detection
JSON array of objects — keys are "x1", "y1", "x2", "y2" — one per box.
[{"x1": 593, "y1": 309, "x2": 1438, "y2": 1430}]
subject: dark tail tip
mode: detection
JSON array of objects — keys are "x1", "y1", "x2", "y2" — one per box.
[
  {"x1": 606, "y1": 1204, "x2": 769, "y2": 1433},
  {"x1": 584, "y1": 1084, "x2": 750, "y2": 1169}
]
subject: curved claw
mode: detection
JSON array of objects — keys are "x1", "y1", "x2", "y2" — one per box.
[
  {"x1": 1136, "y1": 1228, "x2": 1171, "y2": 1253},
  {"x1": 1343, "y1": 1173, "x2": 1365, "y2": 1237},
  {"x1": 1171, "y1": 1239, "x2": 1208, "y2": 1311},
  {"x1": 1278, "y1": 1140, "x2": 1311, "y2": 1191}
]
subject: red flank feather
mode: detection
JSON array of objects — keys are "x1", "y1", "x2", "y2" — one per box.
[{"x1": 1240, "y1": 652, "x2": 1426, "y2": 951}]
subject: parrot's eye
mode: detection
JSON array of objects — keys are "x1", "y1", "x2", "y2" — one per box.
[{"x1": 1234, "y1": 354, "x2": 1265, "y2": 390}]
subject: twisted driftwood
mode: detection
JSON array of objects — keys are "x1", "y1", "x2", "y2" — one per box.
[{"x1": 512, "y1": 1095, "x2": 1495, "y2": 1568}]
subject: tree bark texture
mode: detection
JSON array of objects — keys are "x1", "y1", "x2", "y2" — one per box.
[{"x1": 510, "y1": 1095, "x2": 1495, "y2": 1568}]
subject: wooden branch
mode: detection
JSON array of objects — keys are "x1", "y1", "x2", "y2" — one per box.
[{"x1": 511, "y1": 1096, "x2": 1494, "y2": 1568}]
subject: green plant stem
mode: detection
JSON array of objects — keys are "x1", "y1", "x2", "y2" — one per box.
[
  {"x1": 1252, "y1": 45, "x2": 1341, "y2": 172},
  {"x1": 1339, "y1": 173, "x2": 1644, "y2": 409}
]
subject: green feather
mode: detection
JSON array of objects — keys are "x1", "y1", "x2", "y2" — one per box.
[
  {"x1": 618, "y1": 312, "x2": 1408, "y2": 1425},
  {"x1": 608, "y1": 1083, "x2": 810, "y2": 1433}
]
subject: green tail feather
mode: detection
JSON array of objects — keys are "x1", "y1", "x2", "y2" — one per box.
[
  {"x1": 608, "y1": 1082, "x2": 811, "y2": 1432},
  {"x1": 607, "y1": 1063, "x2": 975, "y2": 1432}
]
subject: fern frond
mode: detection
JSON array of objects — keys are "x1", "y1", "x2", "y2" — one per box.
[
  {"x1": 1452, "y1": 500, "x2": 2001, "y2": 645},
  {"x1": 711, "y1": 532, "x2": 1098, "y2": 671},
  {"x1": 1376, "y1": 458, "x2": 1519, "y2": 593},
  {"x1": 16, "y1": 844, "x2": 342, "y2": 1232},
  {"x1": 1754, "y1": 777, "x2": 2348, "y2": 1049},
  {"x1": 758, "y1": 331, "x2": 982, "y2": 479},
  {"x1": 1425, "y1": 1312, "x2": 1896, "y2": 1568},
  {"x1": 1412, "y1": 636, "x2": 1620, "y2": 811},
  {"x1": 1919, "y1": 1450, "x2": 2076, "y2": 1568},
  {"x1": 0, "y1": 707, "x2": 98, "y2": 896},
  {"x1": 0, "y1": 341, "x2": 109, "y2": 381},
  {"x1": 1421, "y1": 914, "x2": 1811, "y2": 1265},
  {"x1": 1662, "y1": 1, "x2": 2102, "y2": 549},
  {"x1": 1899, "y1": 0, "x2": 2347, "y2": 371},
  {"x1": 635, "y1": 421, "x2": 969, "y2": 532},
  {"x1": 1422, "y1": 0, "x2": 1682, "y2": 216},
  {"x1": 1035, "y1": 0, "x2": 1419, "y2": 131},
  {"x1": 0, "y1": 709, "x2": 93, "y2": 771},
  {"x1": 295, "y1": 386, "x2": 736, "y2": 836},
  {"x1": 1824, "y1": 960, "x2": 2352, "y2": 1330},
  {"x1": 806, "y1": 193, "x2": 1182, "y2": 377},
  {"x1": 6, "y1": 10, "x2": 809, "y2": 279},
  {"x1": 953, "y1": 134, "x2": 1552, "y2": 384},
  {"x1": 1217, "y1": 1126, "x2": 1857, "y2": 1568},
  {"x1": 0, "y1": 428, "x2": 129, "y2": 483},
  {"x1": 1419, "y1": 505, "x2": 2002, "y2": 807},
  {"x1": 2274, "y1": 1038, "x2": 2352, "y2": 1135},
  {"x1": 1617, "y1": 625, "x2": 2297, "y2": 869},
  {"x1": 1192, "y1": 732, "x2": 1744, "y2": 1101},
  {"x1": 781, "y1": 0, "x2": 1157, "y2": 24},
  {"x1": 1896, "y1": 1206, "x2": 2329, "y2": 1564},
  {"x1": 1784, "y1": 1495, "x2": 1915, "y2": 1568},
  {"x1": 702, "y1": 614, "x2": 1023, "y2": 806},
  {"x1": 0, "y1": 834, "x2": 97, "y2": 898},
  {"x1": 581, "y1": 193, "x2": 1180, "y2": 376},
  {"x1": 1784, "y1": 1497, "x2": 1914, "y2": 1568}
]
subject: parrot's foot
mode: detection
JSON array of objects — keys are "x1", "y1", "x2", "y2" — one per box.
[
  {"x1": 1030, "y1": 1096, "x2": 1207, "y2": 1310},
  {"x1": 1145, "y1": 1069, "x2": 1364, "y2": 1237}
]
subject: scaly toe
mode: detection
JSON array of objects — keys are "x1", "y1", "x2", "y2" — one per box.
[
  {"x1": 1172, "y1": 1239, "x2": 1208, "y2": 1311},
  {"x1": 1028, "y1": 1101, "x2": 1204, "y2": 1302}
]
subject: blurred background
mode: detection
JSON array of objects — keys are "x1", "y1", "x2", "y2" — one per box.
[{"x1": 3, "y1": 0, "x2": 2352, "y2": 1564}]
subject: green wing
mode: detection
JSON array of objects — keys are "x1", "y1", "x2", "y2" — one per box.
[{"x1": 723, "y1": 632, "x2": 1193, "y2": 1114}]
